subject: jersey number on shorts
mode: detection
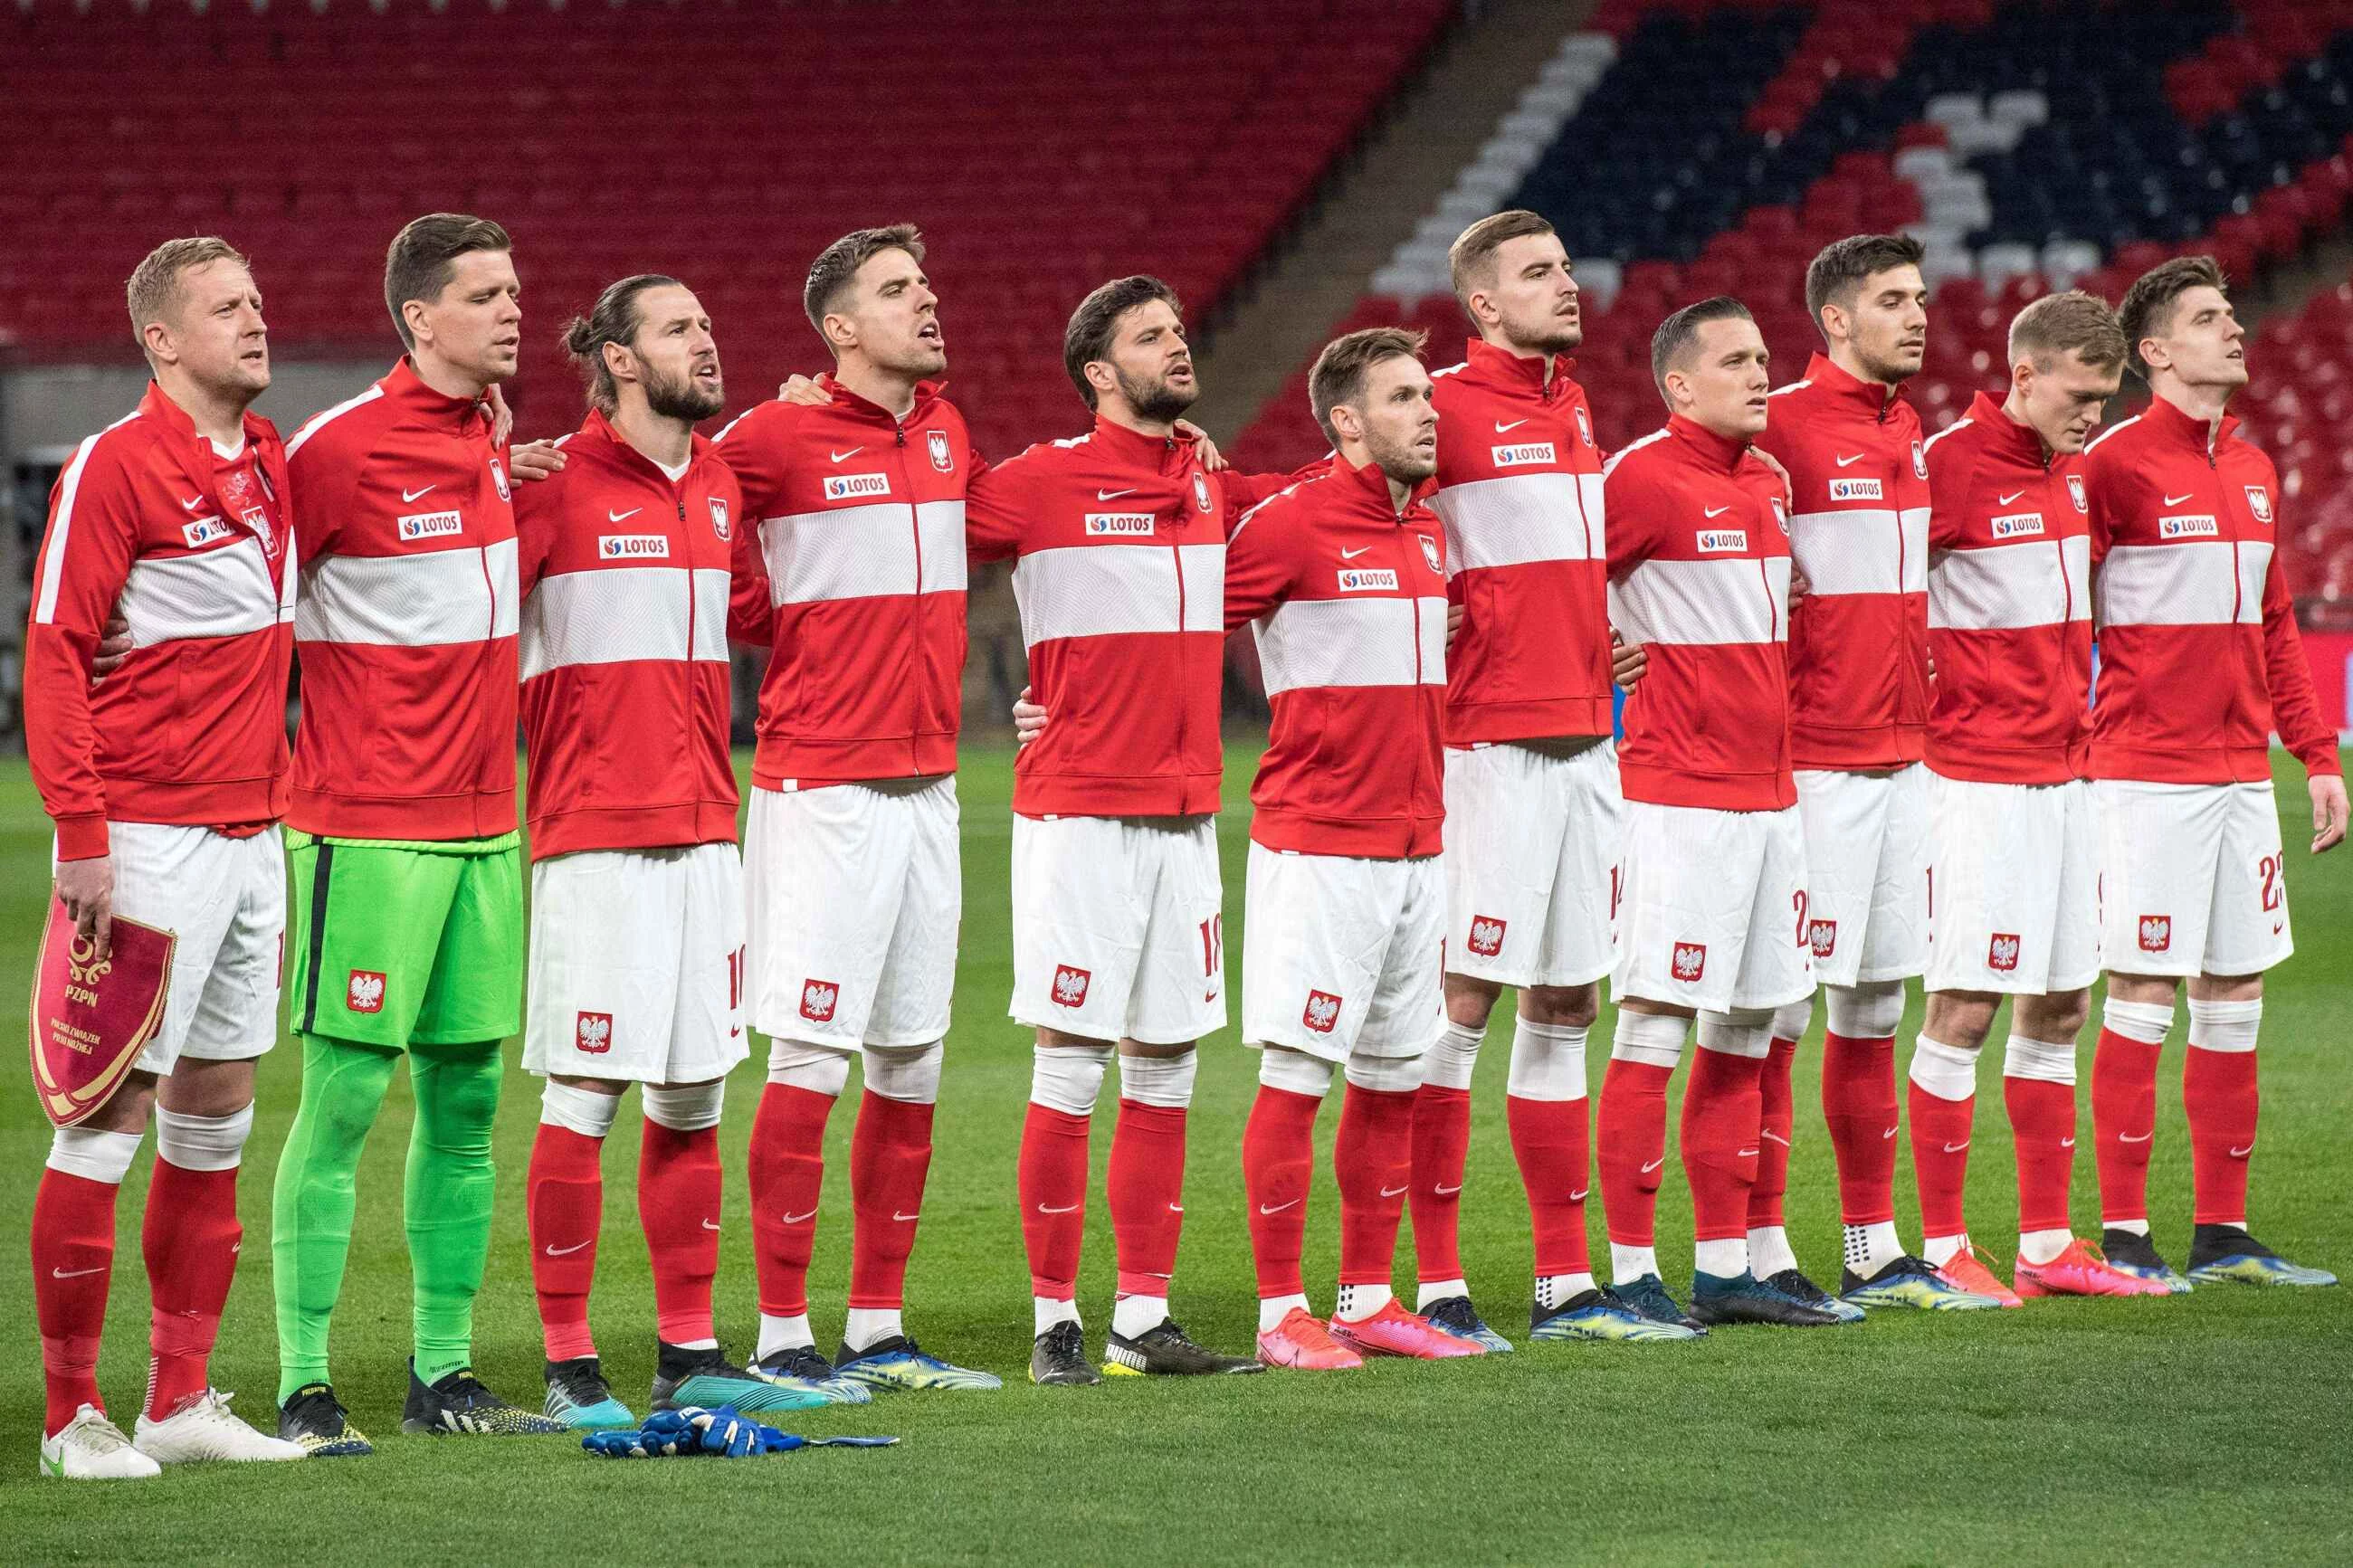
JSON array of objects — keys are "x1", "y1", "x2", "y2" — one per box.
[
  {"x1": 1199, "y1": 916, "x2": 1224, "y2": 976},
  {"x1": 2259, "y1": 855, "x2": 2283, "y2": 913},
  {"x1": 1792, "y1": 890, "x2": 1809, "y2": 948}
]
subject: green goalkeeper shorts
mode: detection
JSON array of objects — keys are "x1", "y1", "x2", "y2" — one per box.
[{"x1": 287, "y1": 830, "x2": 525, "y2": 1049}]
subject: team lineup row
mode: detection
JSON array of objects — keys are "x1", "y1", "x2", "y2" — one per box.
[{"x1": 21, "y1": 206, "x2": 2346, "y2": 1479}]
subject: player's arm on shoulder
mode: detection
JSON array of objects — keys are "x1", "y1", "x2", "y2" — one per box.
[
  {"x1": 962, "y1": 459, "x2": 1024, "y2": 563},
  {"x1": 1222, "y1": 492, "x2": 1300, "y2": 630}
]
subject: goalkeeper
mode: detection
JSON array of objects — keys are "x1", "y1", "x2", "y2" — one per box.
[{"x1": 269, "y1": 214, "x2": 559, "y2": 1451}]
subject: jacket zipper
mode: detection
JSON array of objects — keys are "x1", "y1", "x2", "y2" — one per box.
[
  {"x1": 2208, "y1": 435, "x2": 2244, "y2": 627},
  {"x1": 895, "y1": 421, "x2": 922, "y2": 773},
  {"x1": 1171, "y1": 447, "x2": 1192, "y2": 813}
]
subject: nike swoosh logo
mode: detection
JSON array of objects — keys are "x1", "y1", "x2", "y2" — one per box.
[
  {"x1": 701, "y1": 1219, "x2": 720, "y2": 1231},
  {"x1": 1258, "y1": 1198, "x2": 1301, "y2": 1215},
  {"x1": 1639, "y1": 1157, "x2": 1664, "y2": 1174},
  {"x1": 1737, "y1": 1148, "x2": 1760, "y2": 1158},
  {"x1": 830, "y1": 448, "x2": 863, "y2": 462},
  {"x1": 1340, "y1": 546, "x2": 1373, "y2": 559},
  {"x1": 1167, "y1": 1203, "x2": 1184, "y2": 1213},
  {"x1": 51, "y1": 1266, "x2": 105, "y2": 1279},
  {"x1": 1942, "y1": 1141, "x2": 1970, "y2": 1154},
  {"x1": 1834, "y1": 453, "x2": 1865, "y2": 468},
  {"x1": 2229, "y1": 1143, "x2": 2254, "y2": 1157},
  {"x1": 892, "y1": 1211, "x2": 920, "y2": 1221},
  {"x1": 1882, "y1": 1126, "x2": 1898, "y2": 1139},
  {"x1": 1037, "y1": 1203, "x2": 1081, "y2": 1215},
  {"x1": 1704, "y1": 506, "x2": 1731, "y2": 518},
  {"x1": 178, "y1": 495, "x2": 205, "y2": 511},
  {"x1": 1495, "y1": 419, "x2": 1529, "y2": 433},
  {"x1": 1379, "y1": 1183, "x2": 1409, "y2": 1199},
  {"x1": 780, "y1": 1209, "x2": 817, "y2": 1226},
  {"x1": 607, "y1": 508, "x2": 641, "y2": 523},
  {"x1": 542, "y1": 1240, "x2": 591, "y2": 1257},
  {"x1": 1761, "y1": 1130, "x2": 1790, "y2": 1147},
  {"x1": 2059, "y1": 1137, "x2": 2075, "y2": 1148},
  {"x1": 1998, "y1": 490, "x2": 2026, "y2": 505},
  {"x1": 1097, "y1": 488, "x2": 1137, "y2": 500},
  {"x1": 2163, "y1": 493, "x2": 2193, "y2": 506},
  {"x1": 2120, "y1": 1131, "x2": 2152, "y2": 1144},
  {"x1": 1434, "y1": 1183, "x2": 1462, "y2": 1195},
  {"x1": 403, "y1": 485, "x2": 436, "y2": 502},
  {"x1": 1568, "y1": 1188, "x2": 1589, "y2": 1202}
]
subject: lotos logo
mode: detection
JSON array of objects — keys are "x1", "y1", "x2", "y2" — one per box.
[
  {"x1": 181, "y1": 516, "x2": 233, "y2": 547},
  {"x1": 1989, "y1": 512, "x2": 2044, "y2": 539},
  {"x1": 599, "y1": 534, "x2": 670, "y2": 559},
  {"x1": 2158, "y1": 515, "x2": 2218, "y2": 539},
  {"x1": 2137, "y1": 915, "x2": 2171, "y2": 954},
  {"x1": 1672, "y1": 942, "x2": 1707, "y2": 982},
  {"x1": 1987, "y1": 933, "x2": 2021, "y2": 973},
  {"x1": 576, "y1": 1012, "x2": 613, "y2": 1054},
  {"x1": 397, "y1": 509, "x2": 464, "y2": 541},
  {"x1": 1697, "y1": 529, "x2": 1748, "y2": 554},
  {"x1": 2244, "y1": 485, "x2": 2272, "y2": 524},
  {"x1": 1303, "y1": 990, "x2": 1342, "y2": 1033},
  {"x1": 2066, "y1": 474, "x2": 2088, "y2": 513},
  {"x1": 1491, "y1": 442, "x2": 1558, "y2": 468},
  {"x1": 347, "y1": 970, "x2": 386, "y2": 1013},
  {"x1": 709, "y1": 497, "x2": 731, "y2": 540},
  {"x1": 927, "y1": 430, "x2": 954, "y2": 472},
  {"x1": 824, "y1": 472, "x2": 891, "y2": 501},
  {"x1": 1084, "y1": 513, "x2": 1156, "y2": 537},
  {"x1": 1193, "y1": 473, "x2": 1213, "y2": 514},
  {"x1": 1052, "y1": 965, "x2": 1091, "y2": 1009},
  {"x1": 1829, "y1": 477, "x2": 1884, "y2": 502},
  {"x1": 1337, "y1": 567, "x2": 1399, "y2": 592},
  {"x1": 1467, "y1": 916, "x2": 1506, "y2": 957},
  {"x1": 1807, "y1": 919, "x2": 1837, "y2": 959},
  {"x1": 799, "y1": 979, "x2": 839, "y2": 1022}
]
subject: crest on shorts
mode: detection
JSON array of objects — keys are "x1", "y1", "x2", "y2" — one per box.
[
  {"x1": 490, "y1": 456, "x2": 511, "y2": 501},
  {"x1": 709, "y1": 497, "x2": 731, "y2": 541},
  {"x1": 348, "y1": 970, "x2": 386, "y2": 1013},
  {"x1": 2244, "y1": 485, "x2": 2272, "y2": 525},
  {"x1": 1911, "y1": 440, "x2": 1928, "y2": 480},
  {"x1": 576, "y1": 1011, "x2": 613, "y2": 1054},
  {"x1": 1807, "y1": 918, "x2": 1837, "y2": 960},
  {"x1": 800, "y1": 978, "x2": 840, "y2": 1023},
  {"x1": 1467, "y1": 916, "x2": 1507, "y2": 958},
  {"x1": 1193, "y1": 473, "x2": 1213, "y2": 514},
  {"x1": 1303, "y1": 990, "x2": 1342, "y2": 1033},
  {"x1": 1575, "y1": 406, "x2": 1594, "y2": 448},
  {"x1": 1672, "y1": 942, "x2": 1706, "y2": 982},
  {"x1": 926, "y1": 430, "x2": 953, "y2": 472},
  {"x1": 2066, "y1": 474, "x2": 2087, "y2": 513},
  {"x1": 1052, "y1": 965, "x2": 1091, "y2": 1009},
  {"x1": 2137, "y1": 915, "x2": 2171, "y2": 954},
  {"x1": 1987, "y1": 933, "x2": 2021, "y2": 973}
]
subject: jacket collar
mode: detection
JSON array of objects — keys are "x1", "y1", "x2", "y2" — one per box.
[
  {"x1": 1331, "y1": 451, "x2": 1431, "y2": 518},
  {"x1": 576, "y1": 406, "x2": 710, "y2": 483},
  {"x1": 817, "y1": 371, "x2": 947, "y2": 427},
  {"x1": 1666, "y1": 412, "x2": 1752, "y2": 474},
  {"x1": 1800, "y1": 350, "x2": 1905, "y2": 415},
  {"x1": 380, "y1": 356, "x2": 491, "y2": 432},
  {"x1": 1463, "y1": 336, "x2": 1576, "y2": 394},
  {"x1": 138, "y1": 380, "x2": 278, "y2": 455},
  {"x1": 1088, "y1": 412, "x2": 1194, "y2": 469},
  {"x1": 1967, "y1": 390, "x2": 2050, "y2": 467},
  {"x1": 2143, "y1": 388, "x2": 2237, "y2": 454}
]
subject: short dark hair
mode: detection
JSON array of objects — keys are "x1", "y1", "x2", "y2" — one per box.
[
  {"x1": 1063, "y1": 276, "x2": 1181, "y2": 409},
  {"x1": 1448, "y1": 209, "x2": 1558, "y2": 306},
  {"x1": 1651, "y1": 296, "x2": 1756, "y2": 399},
  {"x1": 126, "y1": 235, "x2": 248, "y2": 353},
  {"x1": 2118, "y1": 255, "x2": 2228, "y2": 378},
  {"x1": 385, "y1": 213, "x2": 511, "y2": 350},
  {"x1": 562, "y1": 274, "x2": 684, "y2": 415},
  {"x1": 1804, "y1": 233, "x2": 1927, "y2": 337},
  {"x1": 2008, "y1": 289, "x2": 2128, "y2": 375},
  {"x1": 1309, "y1": 326, "x2": 1429, "y2": 447},
  {"x1": 804, "y1": 223, "x2": 924, "y2": 344}
]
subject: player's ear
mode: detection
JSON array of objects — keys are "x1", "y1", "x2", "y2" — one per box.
[
  {"x1": 402, "y1": 299, "x2": 432, "y2": 349},
  {"x1": 602, "y1": 338, "x2": 634, "y2": 389}
]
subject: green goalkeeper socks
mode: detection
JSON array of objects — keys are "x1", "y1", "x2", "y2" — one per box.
[
  {"x1": 273, "y1": 1031, "x2": 399, "y2": 1402},
  {"x1": 405, "y1": 1041, "x2": 505, "y2": 1387}
]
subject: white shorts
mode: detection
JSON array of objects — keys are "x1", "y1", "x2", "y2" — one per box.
[
  {"x1": 90, "y1": 822, "x2": 285, "y2": 1078},
  {"x1": 1010, "y1": 814, "x2": 1224, "y2": 1046},
  {"x1": 525, "y1": 843, "x2": 748, "y2": 1083},
  {"x1": 1613, "y1": 801, "x2": 1812, "y2": 1013},
  {"x1": 1242, "y1": 844, "x2": 1444, "y2": 1063},
  {"x1": 745, "y1": 776, "x2": 960, "y2": 1050},
  {"x1": 1794, "y1": 764, "x2": 1929, "y2": 985},
  {"x1": 1443, "y1": 739, "x2": 1620, "y2": 989},
  {"x1": 1925, "y1": 774, "x2": 2100, "y2": 996},
  {"x1": 2094, "y1": 779, "x2": 2292, "y2": 978}
]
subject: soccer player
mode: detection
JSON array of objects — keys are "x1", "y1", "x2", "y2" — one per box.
[
  {"x1": 966, "y1": 277, "x2": 1272, "y2": 1383},
  {"x1": 271, "y1": 213, "x2": 563, "y2": 1449},
  {"x1": 2082, "y1": 256, "x2": 2346, "y2": 1289},
  {"x1": 1231, "y1": 327, "x2": 1481, "y2": 1368},
  {"x1": 24, "y1": 238, "x2": 307, "y2": 1478},
  {"x1": 1910, "y1": 292, "x2": 2163, "y2": 1300},
  {"x1": 719, "y1": 225, "x2": 999, "y2": 1392},
  {"x1": 1596, "y1": 297, "x2": 1843, "y2": 1331},
  {"x1": 513, "y1": 273, "x2": 841, "y2": 1426},
  {"x1": 1753, "y1": 233, "x2": 1996, "y2": 1310},
  {"x1": 1405, "y1": 210, "x2": 1662, "y2": 1348}
]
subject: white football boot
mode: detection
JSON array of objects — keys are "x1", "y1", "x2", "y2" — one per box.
[
  {"x1": 134, "y1": 1389, "x2": 306, "y2": 1463},
  {"x1": 40, "y1": 1405, "x2": 161, "y2": 1479}
]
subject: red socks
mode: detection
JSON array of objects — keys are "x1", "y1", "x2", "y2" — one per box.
[
  {"x1": 1242, "y1": 1085, "x2": 1321, "y2": 1297},
  {"x1": 2004, "y1": 1074, "x2": 2076, "y2": 1237},
  {"x1": 1681, "y1": 1047, "x2": 1764, "y2": 1246},
  {"x1": 1334, "y1": 1083, "x2": 1415, "y2": 1288},
  {"x1": 526, "y1": 1124, "x2": 604, "y2": 1361},
  {"x1": 1017, "y1": 1104, "x2": 1091, "y2": 1300},
  {"x1": 2091, "y1": 1029, "x2": 2161, "y2": 1226},
  {"x1": 141, "y1": 1160, "x2": 241, "y2": 1420},
  {"x1": 639, "y1": 1121, "x2": 721, "y2": 1345},
  {"x1": 33, "y1": 1168, "x2": 121, "y2": 1436},
  {"x1": 1107, "y1": 1099, "x2": 1186, "y2": 1297},
  {"x1": 1822, "y1": 1031, "x2": 1898, "y2": 1226},
  {"x1": 847, "y1": 1089, "x2": 932, "y2": 1310},
  {"x1": 1407, "y1": 1084, "x2": 1472, "y2": 1286},
  {"x1": 1748, "y1": 1035, "x2": 1798, "y2": 1230},
  {"x1": 748, "y1": 1083, "x2": 834, "y2": 1318},
  {"x1": 2185, "y1": 1047, "x2": 2258, "y2": 1227},
  {"x1": 1907, "y1": 1082, "x2": 1974, "y2": 1242},
  {"x1": 1508, "y1": 1092, "x2": 1591, "y2": 1279},
  {"x1": 1597, "y1": 1059, "x2": 1672, "y2": 1247}
]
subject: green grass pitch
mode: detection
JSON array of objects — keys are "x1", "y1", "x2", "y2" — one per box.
[{"x1": 2, "y1": 746, "x2": 2349, "y2": 1563}]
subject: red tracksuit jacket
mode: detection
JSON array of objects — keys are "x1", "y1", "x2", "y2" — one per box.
[
  {"x1": 2084, "y1": 393, "x2": 2340, "y2": 785},
  {"x1": 514, "y1": 408, "x2": 742, "y2": 861},
  {"x1": 25, "y1": 384, "x2": 294, "y2": 859}
]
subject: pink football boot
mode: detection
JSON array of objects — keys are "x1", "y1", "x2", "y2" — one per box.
[
  {"x1": 1935, "y1": 1241, "x2": 2024, "y2": 1307},
  {"x1": 2015, "y1": 1239, "x2": 2173, "y2": 1297},
  {"x1": 1327, "y1": 1301, "x2": 1486, "y2": 1359},
  {"x1": 1256, "y1": 1307, "x2": 1364, "y2": 1370}
]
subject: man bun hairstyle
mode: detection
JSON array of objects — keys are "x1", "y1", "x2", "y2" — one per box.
[
  {"x1": 1063, "y1": 275, "x2": 1182, "y2": 409},
  {"x1": 385, "y1": 212, "x2": 511, "y2": 350},
  {"x1": 805, "y1": 223, "x2": 924, "y2": 339},
  {"x1": 562, "y1": 274, "x2": 684, "y2": 414},
  {"x1": 2117, "y1": 254, "x2": 2227, "y2": 378},
  {"x1": 2007, "y1": 289, "x2": 2127, "y2": 375},
  {"x1": 126, "y1": 235, "x2": 249, "y2": 351},
  {"x1": 1805, "y1": 232, "x2": 1928, "y2": 335},
  {"x1": 1448, "y1": 209, "x2": 1558, "y2": 307},
  {"x1": 1309, "y1": 325, "x2": 1429, "y2": 447},
  {"x1": 1650, "y1": 295, "x2": 1755, "y2": 399}
]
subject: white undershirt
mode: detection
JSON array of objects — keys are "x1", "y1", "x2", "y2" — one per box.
[
  {"x1": 653, "y1": 455, "x2": 690, "y2": 482},
  {"x1": 210, "y1": 434, "x2": 245, "y2": 461}
]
